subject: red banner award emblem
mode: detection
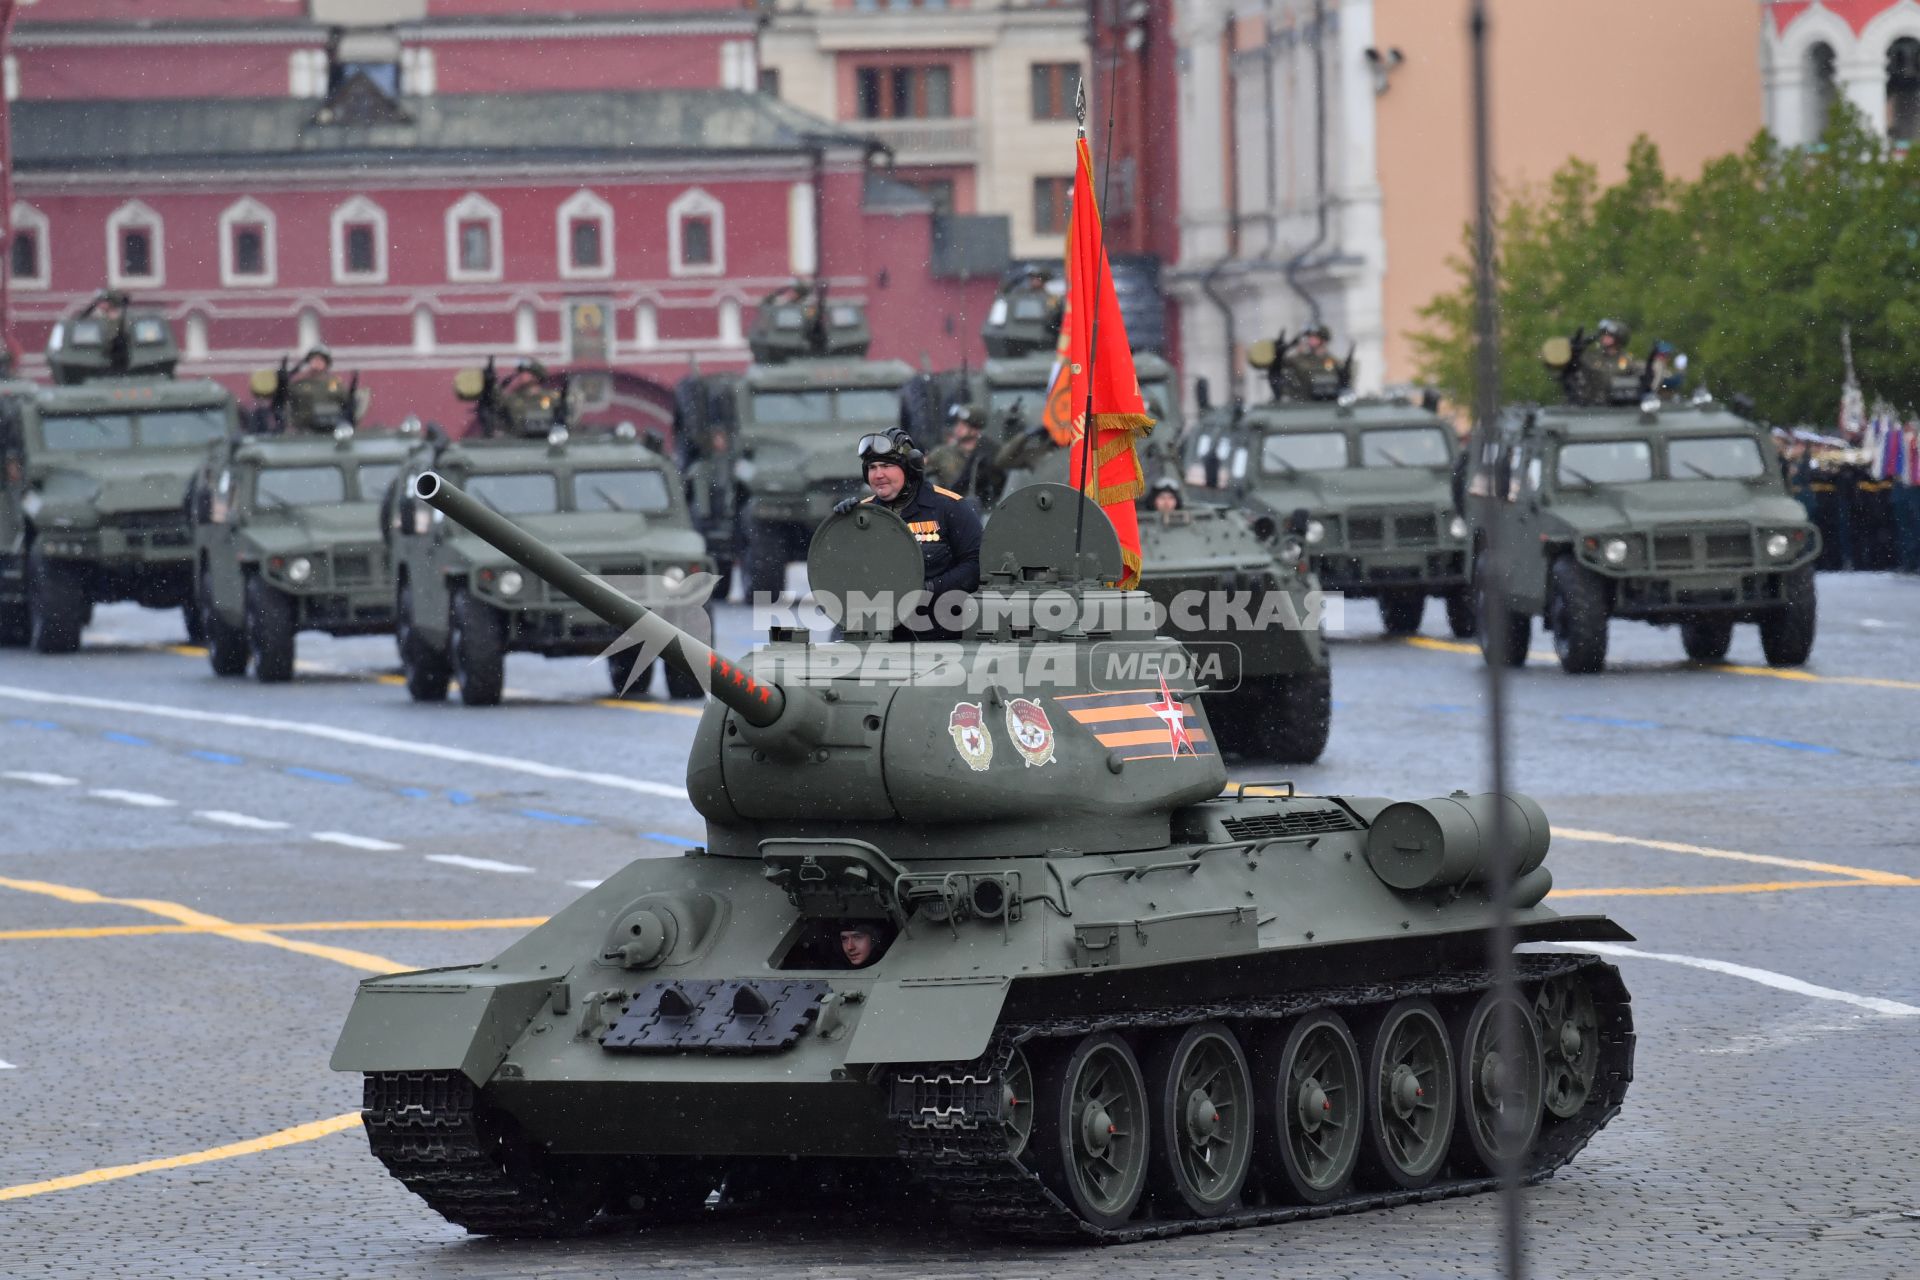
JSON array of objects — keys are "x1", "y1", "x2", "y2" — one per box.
[
  {"x1": 948, "y1": 701, "x2": 993, "y2": 772},
  {"x1": 1005, "y1": 698, "x2": 1057, "y2": 768}
]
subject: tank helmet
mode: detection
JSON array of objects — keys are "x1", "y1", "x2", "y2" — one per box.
[
  {"x1": 1149, "y1": 475, "x2": 1183, "y2": 506},
  {"x1": 1302, "y1": 323, "x2": 1332, "y2": 343},
  {"x1": 858, "y1": 427, "x2": 924, "y2": 475},
  {"x1": 949, "y1": 403, "x2": 979, "y2": 427}
]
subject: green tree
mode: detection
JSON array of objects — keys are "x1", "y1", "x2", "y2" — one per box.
[{"x1": 1413, "y1": 110, "x2": 1920, "y2": 424}]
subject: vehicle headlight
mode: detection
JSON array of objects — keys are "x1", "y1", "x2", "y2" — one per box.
[
  {"x1": 497, "y1": 569, "x2": 524, "y2": 597},
  {"x1": 1305, "y1": 519, "x2": 1326, "y2": 545},
  {"x1": 1448, "y1": 515, "x2": 1468, "y2": 540},
  {"x1": 287, "y1": 556, "x2": 313, "y2": 584},
  {"x1": 661, "y1": 565, "x2": 688, "y2": 588},
  {"x1": 1765, "y1": 532, "x2": 1791, "y2": 559},
  {"x1": 1601, "y1": 538, "x2": 1629, "y2": 566}
]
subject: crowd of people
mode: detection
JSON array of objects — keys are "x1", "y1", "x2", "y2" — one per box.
[{"x1": 1777, "y1": 411, "x2": 1920, "y2": 574}]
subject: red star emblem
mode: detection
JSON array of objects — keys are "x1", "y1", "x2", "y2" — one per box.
[{"x1": 1148, "y1": 675, "x2": 1195, "y2": 757}]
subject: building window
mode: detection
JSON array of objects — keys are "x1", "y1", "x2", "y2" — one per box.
[
  {"x1": 910, "y1": 179, "x2": 956, "y2": 215},
  {"x1": 855, "y1": 65, "x2": 953, "y2": 119},
  {"x1": 759, "y1": 67, "x2": 781, "y2": 98},
  {"x1": 401, "y1": 46, "x2": 437, "y2": 96},
  {"x1": 330, "y1": 195, "x2": 388, "y2": 284},
  {"x1": 556, "y1": 189, "x2": 614, "y2": 281},
  {"x1": 1890, "y1": 37, "x2": 1920, "y2": 141},
  {"x1": 289, "y1": 48, "x2": 327, "y2": 98},
  {"x1": 8, "y1": 202, "x2": 49, "y2": 290},
  {"x1": 444, "y1": 192, "x2": 504, "y2": 283},
  {"x1": 218, "y1": 197, "x2": 276, "y2": 287},
  {"x1": 1033, "y1": 176, "x2": 1071, "y2": 236},
  {"x1": 667, "y1": 188, "x2": 725, "y2": 278},
  {"x1": 106, "y1": 199, "x2": 164, "y2": 288},
  {"x1": 232, "y1": 226, "x2": 265, "y2": 275},
  {"x1": 1031, "y1": 62, "x2": 1082, "y2": 121}
]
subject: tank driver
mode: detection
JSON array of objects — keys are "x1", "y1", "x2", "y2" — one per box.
[{"x1": 835, "y1": 427, "x2": 983, "y2": 638}]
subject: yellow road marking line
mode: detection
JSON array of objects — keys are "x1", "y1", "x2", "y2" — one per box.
[
  {"x1": 0, "y1": 875, "x2": 406, "y2": 974},
  {"x1": 1401, "y1": 636, "x2": 1920, "y2": 690},
  {"x1": 593, "y1": 697, "x2": 704, "y2": 717},
  {"x1": 163, "y1": 644, "x2": 207, "y2": 658},
  {"x1": 0, "y1": 1113, "x2": 361, "y2": 1202},
  {"x1": 0, "y1": 916, "x2": 548, "y2": 942},
  {"x1": 1556, "y1": 827, "x2": 1919, "y2": 887},
  {"x1": 1549, "y1": 879, "x2": 1895, "y2": 899}
]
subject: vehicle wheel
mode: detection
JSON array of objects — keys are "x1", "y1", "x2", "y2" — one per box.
[
  {"x1": 1259, "y1": 1011, "x2": 1364, "y2": 1205},
  {"x1": 1029, "y1": 1032, "x2": 1151, "y2": 1230},
  {"x1": 664, "y1": 661, "x2": 706, "y2": 700},
  {"x1": 0, "y1": 590, "x2": 30, "y2": 648},
  {"x1": 27, "y1": 545, "x2": 86, "y2": 654},
  {"x1": 1250, "y1": 669, "x2": 1331, "y2": 764},
  {"x1": 246, "y1": 576, "x2": 297, "y2": 683},
  {"x1": 1444, "y1": 588, "x2": 1478, "y2": 639},
  {"x1": 1532, "y1": 973, "x2": 1600, "y2": 1121},
  {"x1": 606, "y1": 649, "x2": 653, "y2": 699},
  {"x1": 746, "y1": 522, "x2": 789, "y2": 600},
  {"x1": 1548, "y1": 554, "x2": 1609, "y2": 675},
  {"x1": 1474, "y1": 553, "x2": 1528, "y2": 669},
  {"x1": 1143, "y1": 1021, "x2": 1253, "y2": 1217},
  {"x1": 1378, "y1": 589, "x2": 1426, "y2": 637},
  {"x1": 451, "y1": 588, "x2": 507, "y2": 706},
  {"x1": 999, "y1": 1046, "x2": 1036, "y2": 1160},
  {"x1": 1759, "y1": 567, "x2": 1816, "y2": 667},
  {"x1": 397, "y1": 581, "x2": 450, "y2": 703},
  {"x1": 1680, "y1": 617, "x2": 1734, "y2": 663},
  {"x1": 1358, "y1": 998, "x2": 1455, "y2": 1190},
  {"x1": 201, "y1": 571, "x2": 249, "y2": 677},
  {"x1": 182, "y1": 599, "x2": 206, "y2": 645},
  {"x1": 1449, "y1": 990, "x2": 1544, "y2": 1175}
]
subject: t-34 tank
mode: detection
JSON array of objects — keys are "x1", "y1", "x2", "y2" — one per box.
[{"x1": 333, "y1": 475, "x2": 1635, "y2": 1241}]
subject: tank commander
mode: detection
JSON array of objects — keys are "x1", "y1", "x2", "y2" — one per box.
[
  {"x1": 834, "y1": 427, "x2": 983, "y2": 637},
  {"x1": 1148, "y1": 475, "x2": 1183, "y2": 514}
]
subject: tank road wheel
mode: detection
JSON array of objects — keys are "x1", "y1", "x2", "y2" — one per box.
[
  {"x1": 200, "y1": 571, "x2": 249, "y2": 677},
  {"x1": 1532, "y1": 973, "x2": 1600, "y2": 1121},
  {"x1": 1377, "y1": 588, "x2": 1426, "y2": 637},
  {"x1": 1259, "y1": 1011, "x2": 1364, "y2": 1205},
  {"x1": 451, "y1": 588, "x2": 507, "y2": 707},
  {"x1": 1474, "y1": 553, "x2": 1528, "y2": 670},
  {"x1": 606, "y1": 649, "x2": 653, "y2": 700},
  {"x1": 1359, "y1": 998, "x2": 1455, "y2": 1190},
  {"x1": 1760, "y1": 566, "x2": 1817, "y2": 667},
  {"x1": 1251, "y1": 669, "x2": 1332, "y2": 765},
  {"x1": 746, "y1": 522, "x2": 790, "y2": 601},
  {"x1": 1444, "y1": 587, "x2": 1478, "y2": 639},
  {"x1": 1144, "y1": 1022, "x2": 1254, "y2": 1217},
  {"x1": 1680, "y1": 617, "x2": 1734, "y2": 663},
  {"x1": 1549, "y1": 554, "x2": 1610, "y2": 674},
  {"x1": 1031, "y1": 1032, "x2": 1151, "y2": 1230},
  {"x1": 1450, "y1": 990, "x2": 1545, "y2": 1175},
  {"x1": 396, "y1": 582, "x2": 450, "y2": 703},
  {"x1": 1000, "y1": 1046, "x2": 1036, "y2": 1159},
  {"x1": 246, "y1": 576, "x2": 297, "y2": 683},
  {"x1": 27, "y1": 545, "x2": 87, "y2": 654}
]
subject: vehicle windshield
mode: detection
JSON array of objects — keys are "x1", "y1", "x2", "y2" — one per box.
[
  {"x1": 753, "y1": 389, "x2": 899, "y2": 425},
  {"x1": 356, "y1": 463, "x2": 402, "y2": 502},
  {"x1": 1557, "y1": 439, "x2": 1653, "y2": 486},
  {"x1": 40, "y1": 414, "x2": 136, "y2": 452},
  {"x1": 1261, "y1": 431, "x2": 1350, "y2": 474},
  {"x1": 1666, "y1": 434, "x2": 1765, "y2": 480},
  {"x1": 39, "y1": 408, "x2": 228, "y2": 452},
  {"x1": 574, "y1": 468, "x2": 673, "y2": 514},
  {"x1": 466, "y1": 471, "x2": 560, "y2": 515},
  {"x1": 139, "y1": 409, "x2": 229, "y2": 447},
  {"x1": 255, "y1": 466, "x2": 346, "y2": 508},
  {"x1": 1360, "y1": 426, "x2": 1453, "y2": 468}
]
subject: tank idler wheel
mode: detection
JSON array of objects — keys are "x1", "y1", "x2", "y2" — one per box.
[
  {"x1": 1378, "y1": 588, "x2": 1426, "y2": 637},
  {"x1": 1000, "y1": 1046, "x2": 1035, "y2": 1159},
  {"x1": 1444, "y1": 587, "x2": 1478, "y2": 639},
  {"x1": 1532, "y1": 973, "x2": 1600, "y2": 1120},
  {"x1": 1144, "y1": 1021, "x2": 1254, "y2": 1217},
  {"x1": 1450, "y1": 990, "x2": 1545, "y2": 1175},
  {"x1": 396, "y1": 581, "x2": 450, "y2": 702},
  {"x1": 1031, "y1": 1032, "x2": 1151, "y2": 1230},
  {"x1": 451, "y1": 588, "x2": 507, "y2": 707},
  {"x1": 1680, "y1": 617, "x2": 1734, "y2": 663},
  {"x1": 1549, "y1": 554, "x2": 1609, "y2": 674},
  {"x1": 1358, "y1": 998, "x2": 1455, "y2": 1190},
  {"x1": 1259, "y1": 1011, "x2": 1364, "y2": 1204},
  {"x1": 246, "y1": 576, "x2": 297, "y2": 683},
  {"x1": 607, "y1": 649, "x2": 653, "y2": 699}
]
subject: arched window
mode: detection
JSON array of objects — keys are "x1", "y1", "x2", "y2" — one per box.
[
  {"x1": 106, "y1": 200, "x2": 164, "y2": 288},
  {"x1": 218, "y1": 197, "x2": 277, "y2": 287},
  {"x1": 1807, "y1": 41, "x2": 1839, "y2": 138},
  {"x1": 1889, "y1": 37, "x2": 1920, "y2": 140},
  {"x1": 444, "y1": 193, "x2": 503, "y2": 283},
  {"x1": 331, "y1": 195, "x2": 388, "y2": 284},
  {"x1": 667, "y1": 188, "x2": 725, "y2": 278},
  {"x1": 9, "y1": 202, "x2": 50, "y2": 291},
  {"x1": 556, "y1": 190, "x2": 615, "y2": 281}
]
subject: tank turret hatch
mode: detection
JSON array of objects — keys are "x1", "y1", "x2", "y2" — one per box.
[
  {"x1": 981, "y1": 481, "x2": 1125, "y2": 586},
  {"x1": 804, "y1": 503, "x2": 924, "y2": 639},
  {"x1": 747, "y1": 282, "x2": 871, "y2": 364},
  {"x1": 46, "y1": 290, "x2": 179, "y2": 385}
]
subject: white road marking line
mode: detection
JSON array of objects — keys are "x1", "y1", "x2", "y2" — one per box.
[
  {"x1": 312, "y1": 832, "x2": 405, "y2": 852},
  {"x1": 0, "y1": 684, "x2": 689, "y2": 801},
  {"x1": 2, "y1": 771, "x2": 78, "y2": 787},
  {"x1": 87, "y1": 789, "x2": 175, "y2": 808},
  {"x1": 1859, "y1": 618, "x2": 1888, "y2": 629},
  {"x1": 567, "y1": 878, "x2": 604, "y2": 890},
  {"x1": 0, "y1": 1059, "x2": 15, "y2": 1070},
  {"x1": 428, "y1": 854, "x2": 533, "y2": 874},
  {"x1": 1566, "y1": 941, "x2": 1920, "y2": 1018},
  {"x1": 195, "y1": 811, "x2": 292, "y2": 831}
]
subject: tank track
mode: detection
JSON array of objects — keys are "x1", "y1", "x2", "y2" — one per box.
[{"x1": 889, "y1": 952, "x2": 1632, "y2": 1242}]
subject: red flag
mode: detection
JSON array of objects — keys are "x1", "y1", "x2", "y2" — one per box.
[{"x1": 1057, "y1": 136, "x2": 1155, "y2": 587}]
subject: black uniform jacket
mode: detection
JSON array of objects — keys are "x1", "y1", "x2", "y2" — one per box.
[{"x1": 864, "y1": 480, "x2": 984, "y2": 624}]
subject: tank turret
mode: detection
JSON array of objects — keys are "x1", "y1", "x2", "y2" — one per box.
[
  {"x1": 46, "y1": 290, "x2": 179, "y2": 385},
  {"x1": 453, "y1": 358, "x2": 570, "y2": 437},
  {"x1": 981, "y1": 271, "x2": 1064, "y2": 359},
  {"x1": 248, "y1": 350, "x2": 361, "y2": 433},
  {"x1": 747, "y1": 281, "x2": 871, "y2": 363}
]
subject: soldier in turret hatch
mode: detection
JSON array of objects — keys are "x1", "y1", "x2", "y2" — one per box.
[
  {"x1": 1148, "y1": 475, "x2": 1183, "y2": 514},
  {"x1": 1578, "y1": 318, "x2": 1639, "y2": 404},
  {"x1": 291, "y1": 346, "x2": 333, "y2": 382},
  {"x1": 1280, "y1": 324, "x2": 1343, "y2": 400},
  {"x1": 834, "y1": 427, "x2": 983, "y2": 638},
  {"x1": 838, "y1": 923, "x2": 891, "y2": 968}
]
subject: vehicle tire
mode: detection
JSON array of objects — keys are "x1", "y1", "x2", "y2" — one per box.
[
  {"x1": 1142, "y1": 1022, "x2": 1254, "y2": 1217},
  {"x1": 246, "y1": 576, "x2": 297, "y2": 683},
  {"x1": 1448, "y1": 990, "x2": 1544, "y2": 1176},
  {"x1": 1759, "y1": 567, "x2": 1816, "y2": 667},
  {"x1": 1444, "y1": 587, "x2": 1478, "y2": 639},
  {"x1": 1377, "y1": 588, "x2": 1426, "y2": 637},
  {"x1": 1680, "y1": 617, "x2": 1734, "y2": 663},
  {"x1": 1357, "y1": 998, "x2": 1455, "y2": 1191},
  {"x1": 27, "y1": 545, "x2": 86, "y2": 654},
  {"x1": 200, "y1": 571, "x2": 249, "y2": 677},
  {"x1": 1257, "y1": 1011, "x2": 1364, "y2": 1204},
  {"x1": 1548, "y1": 554, "x2": 1609, "y2": 675},
  {"x1": 1474, "y1": 553, "x2": 1528, "y2": 670},
  {"x1": 1029, "y1": 1032, "x2": 1151, "y2": 1230},
  {"x1": 0, "y1": 589, "x2": 29, "y2": 648},
  {"x1": 746, "y1": 522, "x2": 789, "y2": 600},
  {"x1": 451, "y1": 587, "x2": 506, "y2": 706},
  {"x1": 397, "y1": 581, "x2": 450, "y2": 703},
  {"x1": 1250, "y1": 669, "x2": 1331, "y2": 764},
  {"x1": 606, "y1": 649, "x2": 653, "y2": 699},
  {"x1": 182, "y1": 599, "x2": 206, "y2": 645},
  {"x1": 664, "y1": 661, "x2": 706, "y2": 700}
]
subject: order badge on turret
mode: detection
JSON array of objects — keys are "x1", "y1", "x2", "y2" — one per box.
[
  {"x1": 947, "y1": 701, "x2": 993, "y2": 772},
  {"x1": 1005, "y1": 697, "x2": 1056, "y2": 767}
]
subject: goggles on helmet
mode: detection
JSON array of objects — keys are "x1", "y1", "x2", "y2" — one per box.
[{"x1": 858, "y1": 433, "x2": 908, "y2": 462}]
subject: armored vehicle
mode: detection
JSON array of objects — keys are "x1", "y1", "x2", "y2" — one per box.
[
  {"x1": 1465, "y1": 383, "x2": 1820, "y2": 674},
  {"x1": 1191, "y1": 343, "x2": 1472, "y2": 639},
  {"x1": 676, "y1": 285, "x2": 916, "y2": 598},
  {"x1": 190, "y1": 410, "x2": 414, "y2": 682},
  {"x1": 386, "y1": 373, "x2": 712, "y2": 705},
  {"x1": 334, "y1": 474, "x2": 1634, "y2": 1241},
  {"x1": 0, "y1": 293, "x2": 237, "y2": 652}
]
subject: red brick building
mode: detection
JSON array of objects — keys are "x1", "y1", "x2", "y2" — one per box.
[{"x1": 3, "y1": 0, "x2": 1004, "y2": 430}]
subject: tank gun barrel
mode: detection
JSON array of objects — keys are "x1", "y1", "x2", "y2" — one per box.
[{"x1": 411, "y1": 472, "x2": 786, "y2": 726}]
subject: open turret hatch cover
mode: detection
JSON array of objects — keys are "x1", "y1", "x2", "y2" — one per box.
[
  {"x1": 982, "y1": 482, "x2": 1123, "y2": 584},
  {"x1": 807, "y1": 503, "x2": 923, "y2": 633}
]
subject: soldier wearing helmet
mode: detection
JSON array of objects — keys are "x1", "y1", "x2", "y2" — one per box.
[
  {"x1": 1148, "y1": 475, "x2": 1184, "y2": 514},
  {"x1": 1280, "y1": 324, "x2": 1344, "y2": 401},
  {"x1": 1578, "y1": 318, "x2": 1641, "y2": 406},
  {"x1": 835, "y1": 427, "x2": 984, "y2": 637}
]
